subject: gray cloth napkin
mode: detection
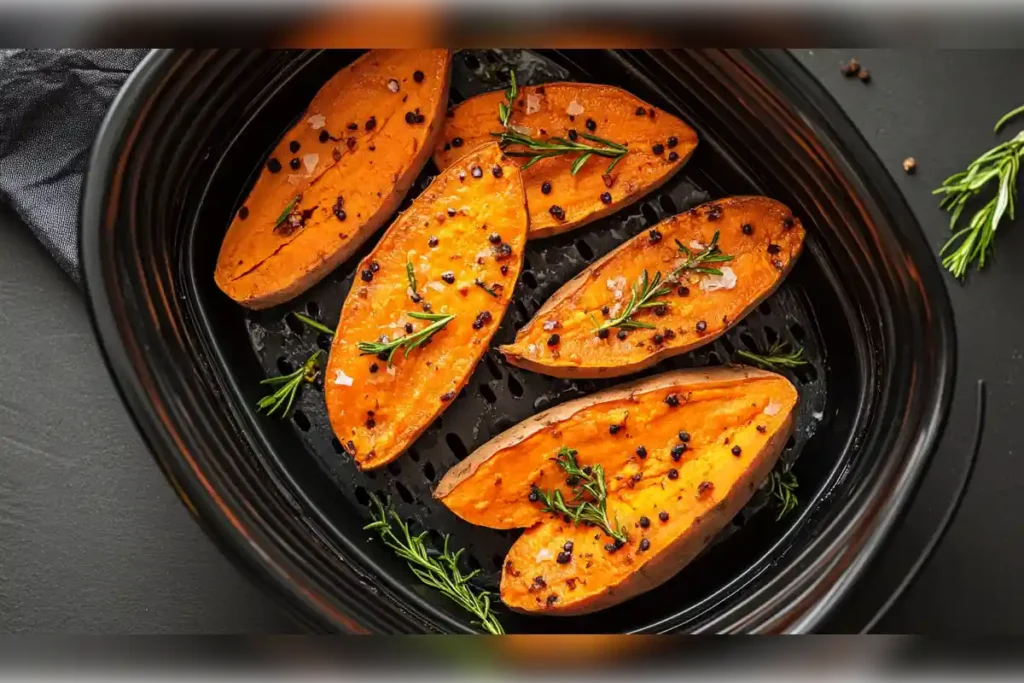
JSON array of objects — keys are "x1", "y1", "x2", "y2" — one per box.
[{"x1": 0, "y1": 49, "x2": 147, "y2": 283}]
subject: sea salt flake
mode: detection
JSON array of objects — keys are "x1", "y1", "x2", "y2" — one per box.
[
  {"x1": 812, "y1": 411, "x2": 824, "y2": 420},
  {"x1": 699, "y1": 266, "x2": 737, "y2": 292},
  {"x1": 689, "y1": 240, "x2": 705, "y2": 251},
  {"x1": 307, "y1": 114, "x2": 326, "y2": 129},
  {"x1": 386, "y1": 365, "x2": 397, "y2": 376},
  {"x1": 542, "y1": 320, "x2": 558, "y2": 331},
  {"x1": 566, "y1": 100, "x2": 584, "y2": 116},
  {"x1": 510, "y1": 124, "x2": 532, "y2": 135},
  {"x1": 525, "y1": 93, "x2": 542, "y2": 114},
  {"x1": 427, "y1": 281, "x2": 445, "y2": 292},
  {"x1": 302, "y1": 153, "x2": 319, "y2": 174},
  {"x1": 535, "y1": 548, "x2": 553, "y2": 563},
  {"x1": 386, "y1": 78, "x2": 399, "y2": 93},
  {"x1": 333, "y1": 369, "x2": 354, "y2": 386},
  {"x1": 763, "y1": 400, "x2": 782, "y2": 416}
]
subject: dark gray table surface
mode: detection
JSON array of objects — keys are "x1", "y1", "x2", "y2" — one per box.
[{"x1": 2, "y1": 49, "x2": 1024, "y2": 634}]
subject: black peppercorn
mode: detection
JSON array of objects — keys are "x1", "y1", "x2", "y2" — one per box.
[
  {"x1": 472, "y1": 311, "x2": 493, "y2": 330},
  {"x1": 654, "y1": 305, "x2": 667, "y2": 317},
  {"x1": 361, "y1": 269, "x2": 373, "y2": 282},
  {"x1": 452, "y1": 137, "x2": 464, "y2": 148},
  {"x1": 422, "y1": 302, "x2": 432, "y2": 312},
  {"x1": 547, "y1": 333, "x2": 560, "y2": 346},
  {"x1": 289, "y1": 140, "x2": 300, "y2": 153},
  {"x1": 289, "y1": 157, "x2": 301, "y2": 170},
  {"x1": 446, "y1": 208, "x2": 456, "y2": 218},
  {"x1": 732, "y1": 445, "x2": 742, "y2": 456},
  {"x1": 585, "y1": 118, "x2": 596, "y2": 131},
  {"x1": 756, "y1": 425, "x2": 767, "y2": 433},
  {"x1": 365, "y1": 418, "x2": 376, "y2": 429},
  {"x1": 410, "y1": 292, "x2": 422, "y2": 303},
  {"x1": 488, "y1": 232, "x2": 501, "y2": 244},
  {"x1": 671, "y1": 445, "x2": 686, "y2": 461},
  {"x1": 604, "y1": 543, "x2": 618, "y2": 553},
  {"x1": 267, "y1": 158, "x2": 282, "y2": 173},
  {"x1": 528, "y1": 489, "x2": 540, "y2": 502},
  {"x1": 549, "y1": 205, "x2": 565, "y2": 220},
  {"x1": 698, "y1": 481, "x2": 713, "y2": 496},
  {"x1": 667, "y1": 136, "x2": 678, "y2": 148},
  {"x1": 365, "y1": 116, "x2": 376, "y2": 131},
  {"x1": 635, "y1": 106, "x2": 646, "y2": 116},
  {"x1": 742, "y1": 223, "x2": 753, "y2": 235},
  {"x1": 494, "y1": 243, "x2": 513, "y2": 260},
  {"x1": 405, "y1": 323, "x2": 414, "y2": 334},
  {"x1": 238, "y1": 206, "x2": 249, "y2": 220},
  {"x1": 609, "y1": 423, "x2": 621, "y2": 435},
  {"x1": 443, "y1": 143, "x2": 450, "y2": 151},
  {"x1": 602, "y1": 306, "x2": 610, "y2": 316},
  {"x1": 347, "y1": 122, "x2": 358, "y2": 131},
  {"x1": 668, "y1": 468, "x2": 679, "y2": 480},
  {"x1": 707, "y1": 205, "x2": 722, "y2": 221},
  {"x1": 492, "y1": 165, "x2": 503, "y2": 178},
  {"x1": 652, "y1": 143, "x2": 664, "y2": 155},
  {"x1": 500, "y1": 264, "x2": 509, "y2": 275},
  {"x1": 556, "y1": 551, "x2": 571, "y2": 564},
  {"x1": 696, "y1": 320, "x2": 707, "y2": 333},
  {"x1": 597, "y1": 328, "x2": 610, "y2": 340},
  {"x1": 649, "y1": 229, "x2": 662, "y2": 244},
  {"x1": 638, "y1": 516, "x2": 650, "y2": 528},
  {"x1": 441, "y1": 272, "x2": 455, "y2": 284},
  {"x1": 659, "y1": 511, "x2": 669, "y2": 522},
  {"x1": 541, "y1": 181, "x2": 552, "y2": 195},
  {"x1": 404, "y1": 111, "x2": 416, "y2": 124},
  {"x1": 664, "y1": 328, "x2": 676, "y2": 340},
  {"x1": 767, "y1": 244, "x2": 781, "y2": 255},
  {"x1": 563, "y1": 540, "x2": 574, "y2": 552},
  {"x1": 617, "y1": 329, "x2": 628, "y2": 341},
  {"x1": 319, "y1": 130, "x2": 330, "y2": 143},
  {"x1": 563, "y1": 514, "x2": 572, "y2": 523},
  {"x1": 370, "y1": 261, "x2": 380, "y2": 273},
  {"x1": 413, "y1": 69, "x2": 424, "y2": 83},
  {"x1": 668, "y1": 152, "x2": 679, "y2": 163},
  {"x1": 677, "y1": 285, "x2": 690, "y2": 297},
  {"x1": 639, "y1": 538, "x2": 651, "y2": 552},
  {"x1": 369, "y1": 363, "x2": 379, "y2": 373},
  {"x1": 568, "y1": 129, "x2": 578, "y2": 141},
  {"x1": 636, "y1": 445, "x2": 647, "y2": 459},
  {"x1": 377, "y1": 351, "x2": 389, "y2": 361},
  {"x1": 600, "y1": 192, "x2": 612, "y2": 204},
  {"x1": 653, "y1": 333, "x2": 664, "y2": 345},
  {"x1": 679, "y1": 431, "x2": 690, "y2": 442},
  {"x1": 665, "y1": 394, "x2": 680, "y2": 407}
]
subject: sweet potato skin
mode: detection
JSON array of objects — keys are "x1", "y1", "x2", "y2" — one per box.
[
  {"x1": 433, "y1": 83, "x2": 697, "y2": 238},
  {"x1": 325, "y1": 143, "x2": 528, "y2": 470},
  {"x1": 499, "y1": 196, "x2": 806, "y2": 378},
  {"x1": 434, "y1": 366, "x2": 798, "y2": 615},
  {"x1": 215, "y1": 49, "x2": 452, "y2": 309}
]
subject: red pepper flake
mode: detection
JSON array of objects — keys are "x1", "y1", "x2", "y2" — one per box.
[
  {"x1": 440, "y1": 391, "x2": 456, "y2": 402},
  {"x1": 697, "y1": 480, "x2": 714, "y2": 497},
  {"x1": 365, "y1": 116, "x2": 376, "y2": 131}
]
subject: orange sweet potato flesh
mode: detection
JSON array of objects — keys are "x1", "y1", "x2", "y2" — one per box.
[
  {"x1": 500, "y1": 196, "x2": 806, "y2": 378},
  {"x1": 433, "y1": 83, "x2": 697, "y2": 238},
  {"x1": 215, "y1": 49, "x2": 452, "y2": 309},
  {"x1": 325, "y1": 143, "x2": 529, "y2": 470},
  {"x1": 435, "y1": 366, "x2": 798, "y2": 615}
]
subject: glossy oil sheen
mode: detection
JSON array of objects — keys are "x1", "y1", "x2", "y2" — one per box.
[{"x1": 81, "y1": 49, "x2": 956, "y2": 633}]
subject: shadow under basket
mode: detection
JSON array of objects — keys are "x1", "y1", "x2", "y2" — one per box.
[{"x1": 81, "y1": 49, "x2": 957, "y2": 633}]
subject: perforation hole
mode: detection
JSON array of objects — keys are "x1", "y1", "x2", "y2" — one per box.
[
  {"x1": 458, "y1": 387, "x2": 467, "y2": 400},
  {"x1": 306, "y1": 300, "x2": 320, "y2": 317},
  {"x1": 659, "y1": 194, "x2": 678, "y2": 215},
  {"x1": 641, "y1": 202, "x2": 660, "y2": 226},
  {"x1": 446, "y1": 433, "x2": 469, "y2": 460},
  {"x1": 718, "y1": 336, "x2": 736, "y2": 356},
  {"x1": 507, "y1": 373, "x2": 524, "y2": 398},
  {"x1": 495, "y1": 417, "x2": 515, "y2": 432},
  {"x1": 285, "y1": 314, "x2": 304, "y2": 336},
  {"x1": 408, "y1": 447, "x2": 420, "y2": 462},
  {"x1": 522, "y1": 270, "x2": 538, "y2": 289},
  {"x1": 331, "y1": 438, "x2": 345, "y2": 455},
  {"x1": 765, "y1": 326, "x2": 780, "y2": 346},
  {"x1": 395, "y1": 481, "x2": 415, "y2": 505},
  {"x1": 479, "y1": 383, "x2": 497, "y2": 404},
  {"x1": 293, "y1": 410, "x2": 311, "y2": 432},
  {"x1": 758, "y1": 301, "x2": 772, "y2": 315},
  {"x1": 423, "y1": 461, "x2": 436, "y2": 482},
  {"x1": 463, "y1": 53, "x2": 481, "y2": 70},
  {"x1": 575, "y1": 239, "x2": 595, "y2": 261},
  {"x1": 492, "y1": 554, "x2": 505, "y2": 570},
  {"x1": 354, "y1": 485, "x2": 371, "y2": 506},
  {"x1": 740, "y1": 332, "x2": 759, "y2": 352},
  {"x1": 484, "y1": 353, "x2": 504, "y2": 381},
  {"x1": 387, "y1": 461, "x2": 402, "y2": 476},
  {"x1": 466, "y1": 553, "x2": 483, "y2": 574},
  {"x1": 514, "y1": 300, "x2": 530, "y2": 324},
  {"x1": 790, "y1": 322, "x2": 807, "y2": 343},
  {"x1": 276, "y1": 357, "x2": 294, "y2": 375},
  {"x1": 707, "y1": 351, "x2": 721, "y2": 366},
  {"x1": 785, "y1": 435, "x2": 797, "y2": 450},
  {"x1": 794, "y1": 363, "x2": 819, "y2": 384},
  {"x1": 316, "y1": 333, "x2": 333, "y2": 351}
]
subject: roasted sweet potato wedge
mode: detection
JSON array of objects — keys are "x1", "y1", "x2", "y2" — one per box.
[
  {"x1": 500, "y1": 196, "x2": 806, "y2": 378},
  {"x1": 433, "y1": 82, "x2": 697, "y2": 238},
  {"x1": 325, "y1": 143, "x2": 529, "y2": 470},
  {"x1": 215, "y1": 49, "x2": 452, "y2": 309},
  {"x1": 435, "y1": 366, "x2": 798, "y2": 615}
]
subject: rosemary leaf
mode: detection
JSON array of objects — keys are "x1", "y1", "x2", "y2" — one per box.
[
  {"x1": 274, "y1": 196, "x2": 299, "y2": 231},
  {"x1": 406, "y1": 259, "x2": 418, "y2": 295},
  {"x1": 597, "y1": 270, "x2": 671, "y2": 332},
  {"x1": 530, "y1": 447, "x2": 628, "y2": 544},
  {"x1": 292, "y1": 312, "x2": 335, "y2": 336},
  {"x1": 356, "y1": 312, "x2": 455, "y2": 367},
  {"x1": 735, "y1": 341, "x2": 807, "y2": 370},
  {"x1": 767, "y1": 470, "x2": 799, "y2": 521},
  {"x1": 257, "y1": 350, "x2": 322, "y2": 418}
]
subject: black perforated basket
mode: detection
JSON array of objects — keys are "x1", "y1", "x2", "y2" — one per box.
[{"x1": 81, "y1": 49, "x2": 959, "y2": 633}]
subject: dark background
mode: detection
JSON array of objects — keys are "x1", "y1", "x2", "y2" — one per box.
[{"x1": 1, "y1": 49, "x2": 1022, "y2": 633}]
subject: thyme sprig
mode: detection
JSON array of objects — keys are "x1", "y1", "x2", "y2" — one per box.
[
  {"x1": 257, "y1": 350, "x2": 322, "y2": 417},
  {"x1": 671, "y1": 230, "x2": 734, "y2": 278},
  {"x1": 736, "y1": 341, "x2": 808, "y2": 370},
  {"x1": 274, "y1": 196, "x2": 300, "y2": 231},
  {"x1": 597, "y1": 270, "x2": 671, "y2": 332},
  {"x1": 364, "y1": 495, "x2": 504, "y2": 635},
  {"x1": 934, "y1": 105, "x2": 1024, "y2": 279},
  {"x1": 531, "y1": 447, "x2": 628, "y2": 544},
  {"x1": 767, "y1": 470, "x2": 799, "y2": 521},
  {"x1": 491, "y1": 70, "x2": 629, "y2": 175},
  {"x1": 357, "y1": 312, "x2": 455, "y2": 367}
]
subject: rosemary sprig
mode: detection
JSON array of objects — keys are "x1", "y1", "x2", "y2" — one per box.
[
  {"x1": 491, "y1": 70, "x2": 628, "y2": 175},
  {"x1": 736, "y1": 341, "x2": 807, "y2": 370},
  {"x1": 406, "y1": 259, "x2": 418, "y2": 295},
  {"x1": 767, "y1": 470, "x2": 799, "y2": 521},
  {"x1": 597, "y1": 270, "x2": 671, "y2": 332},
  {"x1": 474, "y1": 278, "x2": 500, "y2": 298},
  {"x1": 671, "y1": 231, "x2": 734, "y2": 278},
  {"x1": 364, "y1": 495, "x2": 504, "y2": 635},
  {"x1": 292, "y1": 312, "x2": 334, "y2": 336},
  {"x1": 356, "y1": 312, "x2": 455, "y2": 367},
  {"x1": 257, "y1": 350, "x2": 322, "y2": 417},
  {"x1": 934, "y1": 106, "x2": 1024, "y2": 279},
  {"x1": 531, "y1": 447, "x2": 628, "y2": 544},
  {"x1": 274, "y1": 196, "x2": 299, "y2": 231}
]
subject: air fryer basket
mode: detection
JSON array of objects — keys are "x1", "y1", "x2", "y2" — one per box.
[{"x1": 81, "y1": 49, "x2": 956, "y2": 633}]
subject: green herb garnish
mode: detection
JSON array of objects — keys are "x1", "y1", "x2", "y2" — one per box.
[
  {"x1": 671, "y1": 230, "x2": 734, "y2": 278},
  {"x1": 736, "y1": 341, "x2": 807, "y2": 370},
  {"x1": 491, "y1": 70, "x2": 629, "y2": 176},
  {"x1": 767, "y1": 470, "x2": 799, "y2": 521},
  {"x1": 597, "y1": 269, "x2": 671, "y2": 332},
  {"x1": 474, "y1": 278, "x2": 500, "y2": 298},
  {"x1": 257, "y1": 350, "x2": 322, "y2": 417},
  {"x1": 292, "y1": 312, "x2": 334, "y2": 336},
  {"x1": 356, "y1": 312, "x2": 455, "y2": 367},
  {"x1": 364, "y1": 495, "x2": 504, "y2": 635},
  {"x1": 530, "y1": 447, "x2": 628, "y2": 545},
  {"x1": 935, "y1": 105, "x2": 1024, "y2": 279},
  {"x1": 406, "y1": 259, "x2": 418, "y2": 295},
  {"x1": 274, "y1": 196, "x2": 300, "y2": 231}
]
